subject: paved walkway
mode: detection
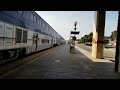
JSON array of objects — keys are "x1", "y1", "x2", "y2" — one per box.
[
  {"x1": 75, "y1": 45, "x2": 120, "y2": 79},
  {"x1": 76, "y1": 43, "x2": 115, "y2": 61},
  {"x1": 2, "y1": 44, "x2": 120, "y2": 79}
]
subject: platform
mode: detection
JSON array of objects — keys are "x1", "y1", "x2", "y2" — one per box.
[{"x1": 1, "y1": 44, "x2": 120, "y2": 79}]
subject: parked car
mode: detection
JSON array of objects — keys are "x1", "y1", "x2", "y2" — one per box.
[
  {"x1": 104, "y1": 43, "x2": 113, "y2": 48},
  {"x1": 85, "y1": 42, "x2": 92, "y2": 46}
]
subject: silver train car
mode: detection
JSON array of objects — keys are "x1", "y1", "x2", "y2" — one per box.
[{"x1": 0, "y1": 11, "x2": 66, "y2": 61}]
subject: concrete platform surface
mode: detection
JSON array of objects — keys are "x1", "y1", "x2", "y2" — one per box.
[{"x1": 1, "y1": 44, "x2": 120, "y2": 79}]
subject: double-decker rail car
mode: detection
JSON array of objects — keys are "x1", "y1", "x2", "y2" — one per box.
[{"x1": 0, "y1": 11, "x2": 65, "y2": 62}]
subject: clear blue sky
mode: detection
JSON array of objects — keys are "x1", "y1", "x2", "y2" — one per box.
[{"x1": 36, "y1": 11, "x2": 118, "y2": 40}]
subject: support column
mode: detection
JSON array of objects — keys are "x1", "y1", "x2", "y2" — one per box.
[
  {"x1": 115, "y1": 11, "x2": 120, "y2": 72},
  {"x1": 92, "y1": 11, "x2": 106, "y2": 59}
]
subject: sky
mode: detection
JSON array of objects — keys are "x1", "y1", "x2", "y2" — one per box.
[{"x1": 35, "y1": 11, "x2": 118, "y2": 40}]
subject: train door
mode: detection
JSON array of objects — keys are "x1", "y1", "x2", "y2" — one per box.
[
  {"x1": 51, "y1": 38, "x2": 53, "y2": 47},
  {"x1": 33, "y1": 33, "x2": 38, "y2": 51}
]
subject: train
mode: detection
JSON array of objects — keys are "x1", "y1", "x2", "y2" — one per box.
[{"x1": 0, "y1": 11, "x2": 66, "y2": 62}]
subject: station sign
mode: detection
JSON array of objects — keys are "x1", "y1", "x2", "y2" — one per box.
[{"x1": 71, "y1": 31, "x2": 80, "y2": 34}]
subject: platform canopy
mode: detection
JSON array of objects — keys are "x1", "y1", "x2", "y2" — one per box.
[{"x1": 71, "y1": 31, "x2": 80, "y2": 34}]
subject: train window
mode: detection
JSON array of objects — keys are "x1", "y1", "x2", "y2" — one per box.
[
  {"x1": 41, "y1": 39, "x2": 49, "y2": 44},
  {"x1": 30, "y1": 13, "x2": 33, "y2": 21},
  {"x1": 37, "y1": 19, "x2": 39, "y2": 25},
  {"x1": 23, "y1": 30, "x2": 27, "y2": 43},
  {"x1": 42, "y1": 23, "x2": 43, "y2": 27},
  {"x1": 46, "y1": 26, "x2": 48, "y2": 31},
  {"x1": 45, "y1": 25, "x2": 47, "y2": 30},
  {"x1": 18, "y1": 11, "x2": 23, "y2": 15},
  {"x1": 16, "y1": 28, "x2": 22, "y2": 43},
  {"x1": 34, "y1": 16, "x2": 37, "y2": 22},
  {"x1": 42, "y1": 23, "x2": 45, "y2": 28},
  {"x1": 37, "y1": 19, "x2": 39, "y2": 24},
  {"x1": 41, "y1": 22, "x2": 43, "y2": 27},
  {"x1": 44, "y1": 23, "x2": 45, "y2": 28},
  {"x1": 39, "y1": 20, "x2": 41, "y2": 26},
  {"x1": 41, "y1": 39, "x2": 45, "y2": 43}
]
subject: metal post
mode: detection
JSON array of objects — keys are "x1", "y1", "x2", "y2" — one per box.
[
  {"x1": 74, "y1": 21, "x2": 77, "y2": 53},
  {"x1": 70, "y1": 21, "x2": 79, "y2": 53},
  {"x1": 0, "y1": 56, "x2": 2, "y2": 64},
  {"x1": 115, "y1": 11, "x2": 120, "y2": 72}
]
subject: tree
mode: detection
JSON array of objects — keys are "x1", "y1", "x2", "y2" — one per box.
[
  {"x1": 88, "y1": 32, "x2": 93, "y2": 42},
  {"x1": 110, "y1": 30, "x2": 117, "y2": 41},
  {"x1": 104, "y1": 36, "x2": 109, "y2": 44},
  {"x1": 80, "y1": 32, "x2": 93, "y2": 43}
]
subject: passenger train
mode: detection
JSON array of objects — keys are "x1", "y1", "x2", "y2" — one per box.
[{"x1": 0, "y1": 11, "x2": 65, "y2": 61}]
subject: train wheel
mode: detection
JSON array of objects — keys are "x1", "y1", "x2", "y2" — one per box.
[
  {"x1": 18, "y1": 48, "x2": 26, "y2": 59},
  {"x1": 2, "y1": 51, "x2": 10, "y2": 60}
]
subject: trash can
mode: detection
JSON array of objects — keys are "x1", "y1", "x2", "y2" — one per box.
[{"x1": 70, "y1": 44, "x2": 75, "y2": 53}]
